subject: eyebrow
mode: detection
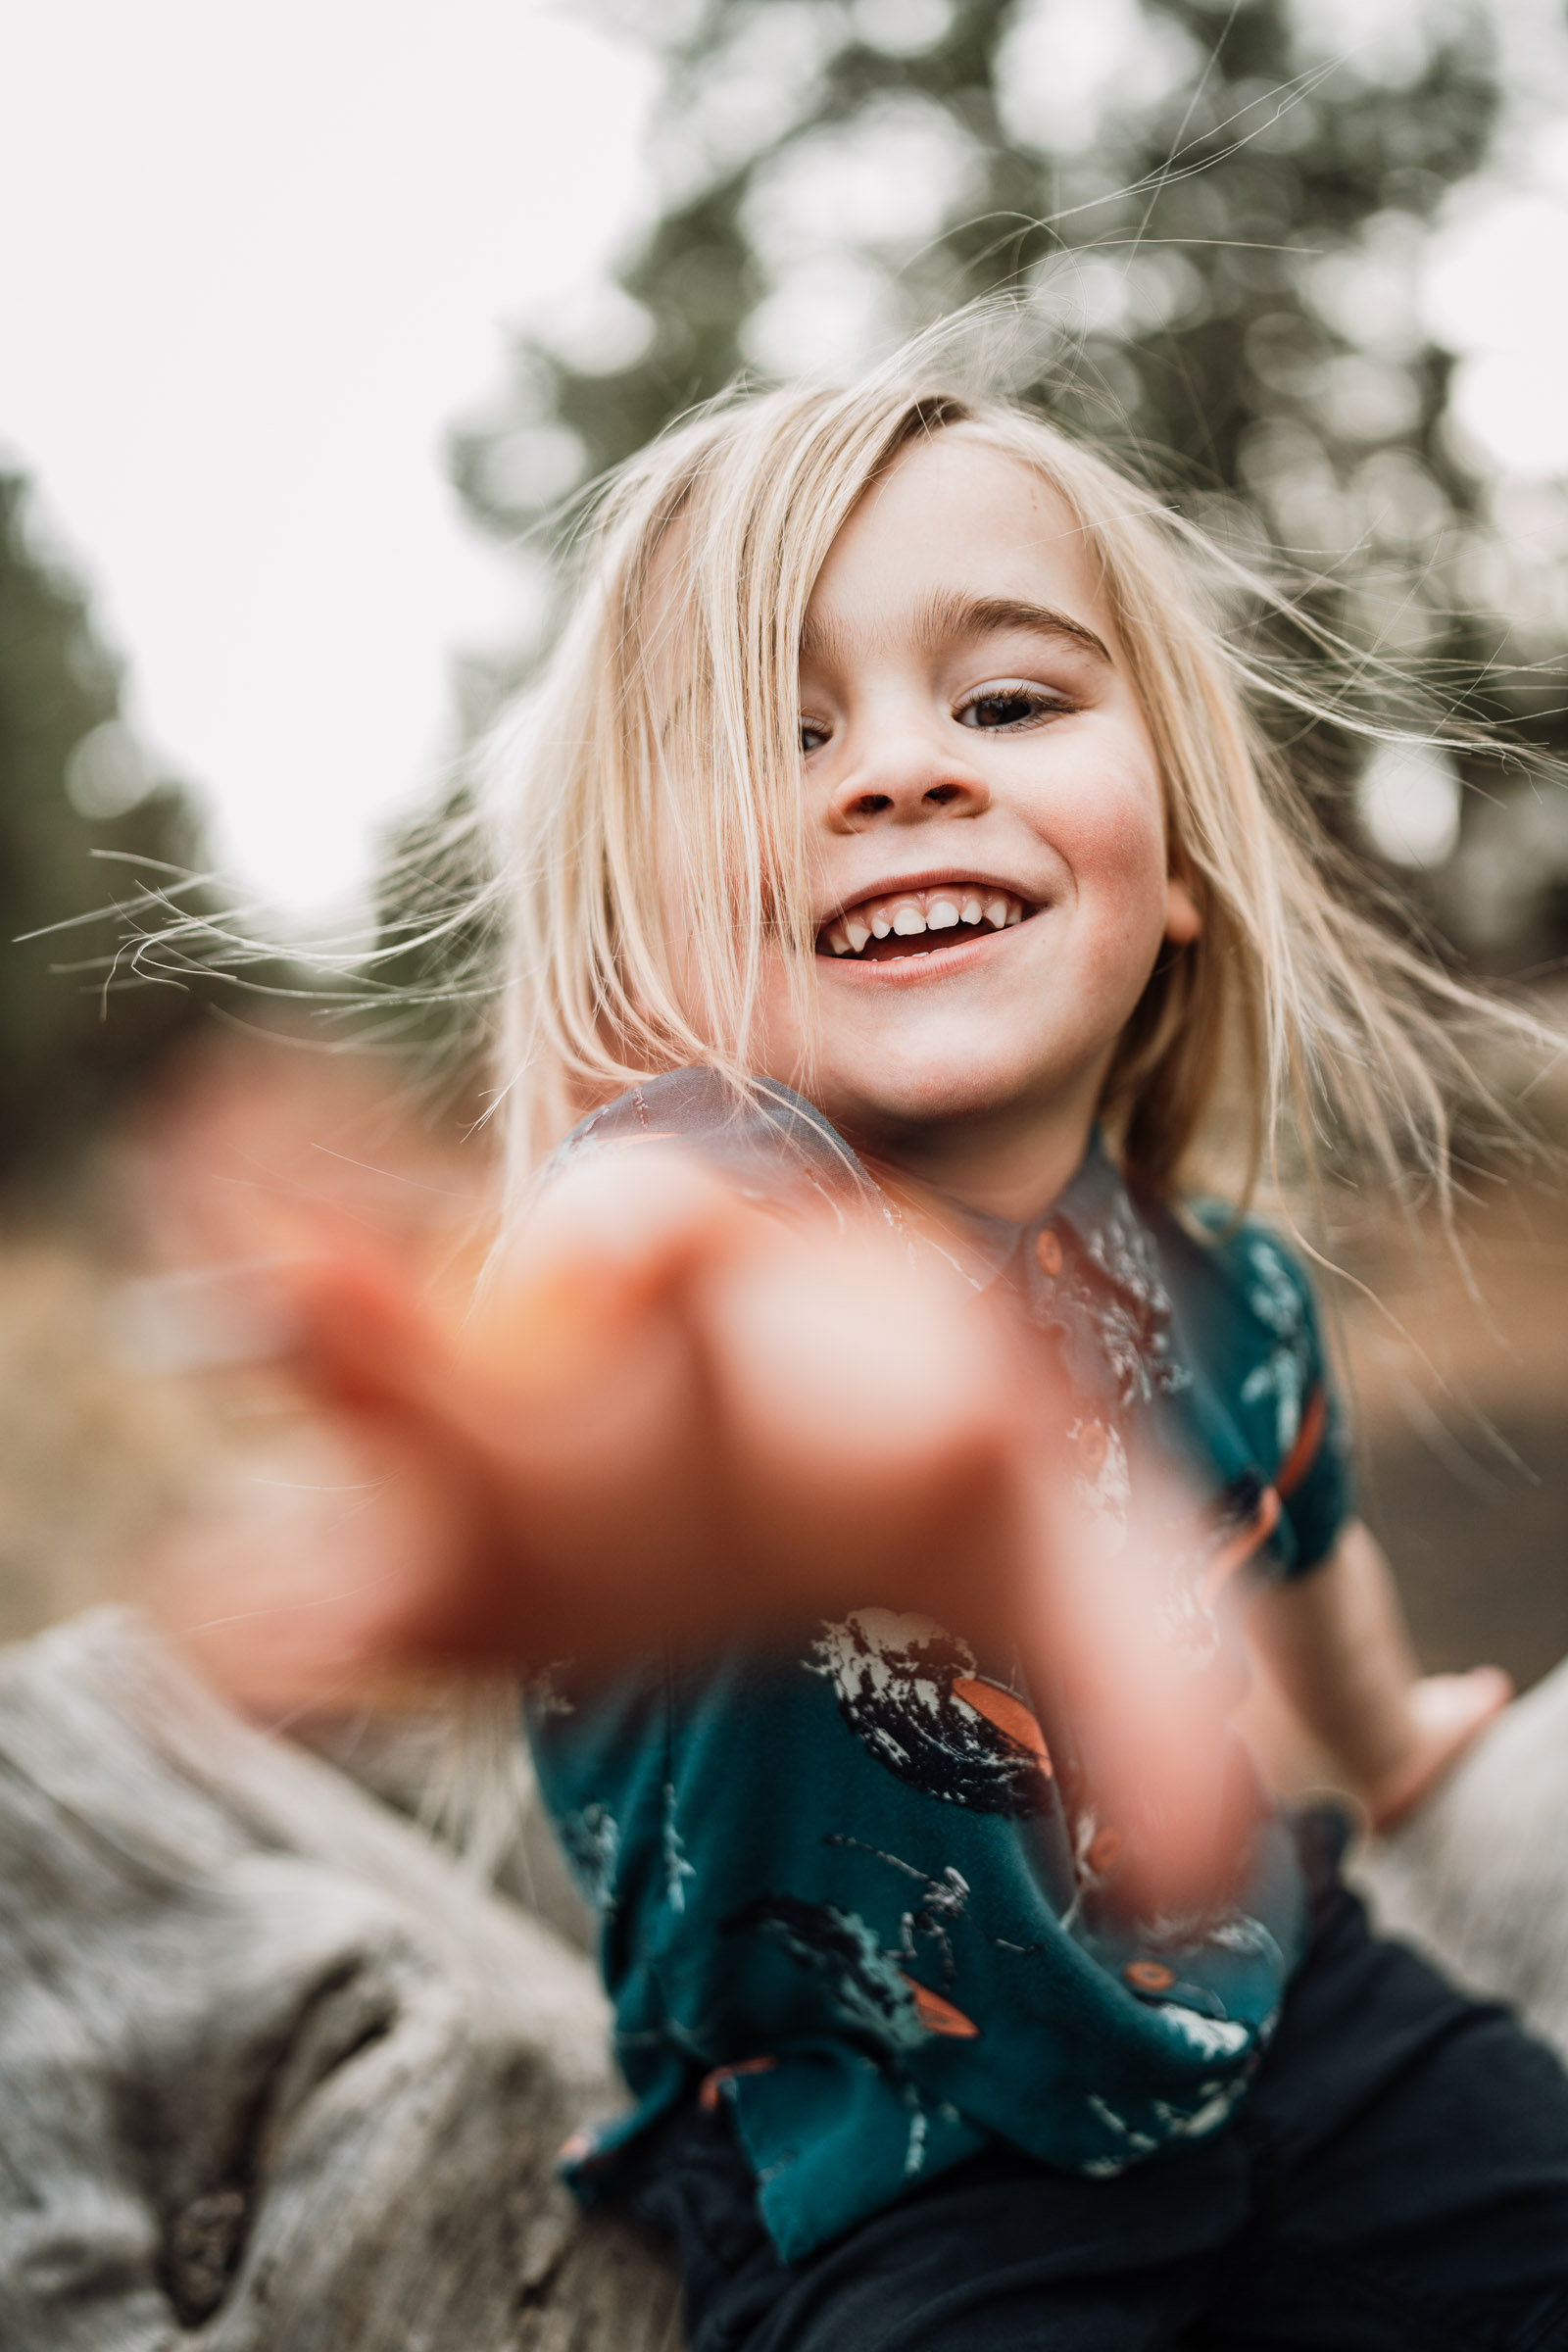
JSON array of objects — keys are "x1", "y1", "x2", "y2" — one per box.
[{"x1": 800, "y1": 590, "x2": 1113, "y2": 671}]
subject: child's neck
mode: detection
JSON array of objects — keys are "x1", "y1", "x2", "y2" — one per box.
[{"x1": 844, "y1": 1094, "x2": 1099, "y2": 1230}]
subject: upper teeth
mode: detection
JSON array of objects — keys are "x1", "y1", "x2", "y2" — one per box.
[{"x1": 820, "y1": 887, "x2": 1029, "y2": 956}]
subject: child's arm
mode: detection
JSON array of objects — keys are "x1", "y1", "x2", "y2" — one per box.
[
  {"x1": 147, "y1": 1146, "x2": 1042, "y2": 1696},
  {"x1": 1243, "y1": 1521, "x2": 1511, "y2": 1829},
  {"x1": 142, "y1": 1141, "x2": 1245, "y2": 1916}
]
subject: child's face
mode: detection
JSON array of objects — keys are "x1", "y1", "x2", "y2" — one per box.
[{"x1": 760, "y1": 429, "x2": 1198, "y2": 1191}]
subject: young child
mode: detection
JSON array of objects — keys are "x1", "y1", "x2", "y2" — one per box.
[{"x1": 200, "y1": 346, "x2": 1568, "y2": 2348}]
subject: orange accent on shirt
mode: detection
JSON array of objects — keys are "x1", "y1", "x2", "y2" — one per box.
[
  {"x1": 1123, "y1": 1959, "x2": 1176, "y2": 1993},
  {"x1": 953, "y1": 1677, "x2": 1054, "y2": 1772},
  {"x1": 902, "y1": 1977, "x2": 981, "y2": 2037},
  {"x1": 1035, "y1": 1228, "x2": 1064, "y2": 1277},
  {"x1": 1276, "y1": 1384, "x2": 1327, "y2": 1499},
  {"x1": 1199, "y1": 1485, "x2": 1282, "y2": 1607},
  {"x1": 1087, "y1": 1826, "x2": 1124, "y2": 1874},
  {"x1": 699, "y1": 2055, "x2": 778, "y2": 2112}
]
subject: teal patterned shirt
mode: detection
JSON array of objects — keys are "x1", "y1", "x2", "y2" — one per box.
[{"x1": 526, "y1": 1071, "x2": 1350, "y2": 2261}]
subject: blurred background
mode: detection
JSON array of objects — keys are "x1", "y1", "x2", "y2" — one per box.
[{"x1": 2, "y1": 0, "x2": 1565, "y2": 1687}]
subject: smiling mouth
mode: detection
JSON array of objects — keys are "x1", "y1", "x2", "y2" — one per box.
[{"x1": 817, "y1": 883, "x2": 1036, "y2": 963}]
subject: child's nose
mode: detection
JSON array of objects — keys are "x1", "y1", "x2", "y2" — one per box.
[{"x1": 826, "y1": 725, "x2": 991, "y2": 829}]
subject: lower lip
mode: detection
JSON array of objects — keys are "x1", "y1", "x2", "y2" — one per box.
[{"x1": 812, "y1": 915, "x2": 1039, "y2": 985}]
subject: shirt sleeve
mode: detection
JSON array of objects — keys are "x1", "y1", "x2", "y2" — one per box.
[{"x1": 1227, "y1": 1227, "x2": 1353, "y2": 1580}]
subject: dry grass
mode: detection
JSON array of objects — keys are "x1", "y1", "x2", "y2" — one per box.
[{"x1": 0, "y1": 1228, "x2": 226, "y2": 1642}]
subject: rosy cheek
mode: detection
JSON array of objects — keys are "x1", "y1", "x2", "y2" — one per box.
[{"x1": 1054, "y1": 780, "x2": 1168, "y2": 914}]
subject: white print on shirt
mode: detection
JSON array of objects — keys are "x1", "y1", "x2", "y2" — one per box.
[
  {"x1": 902, "y1": 2082, "x2": 928, "y2": 2178},
  {"x1": 562, "y1": 1801, "x2": 619, "y2": 1912},
  {"x1": 824, "y1": 1834, "x2": 971, "y2": 1985},
  {"x1": 1066, "y1": 1414, "x2": 1131, "y2": 1542},
  {"x1": 1150, "y1": 2005, "x2": 1251, "y2": 2061},
  {"x1": 1239, "y1": 1238, "x2": 1309, "y2": 1460},
  {"x1": 722, "y1": 1891, "x2": 973, "y2": 2052},
  {"x1": 662, "y1": 1780, "x2": 697, "y2": 1914},
  {"x1": 523, "y1": 1662, "x2": 575, "y2": 1719},
  {"x1": 1087, "y1": 2093, "x2": 1159, "y2": 2157},
  {"x1": 1152, "y1": 2078, "x2": 1248, "y2": 2138},
  {"x1": 1206, "y1": 1916, "x2": 1283, "y2": 1964},
  {"x1": 808, "y1": 1610, "x2": 1054, "y2": 1818}
]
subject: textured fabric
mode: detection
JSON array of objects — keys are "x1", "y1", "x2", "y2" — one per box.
[
  {"x1": 531, "y1": 1071, "x2": 1353, "y2": 2260},
  {"x1": 624, "y1": 1877, "x2": 1568, "y2": 2352}
]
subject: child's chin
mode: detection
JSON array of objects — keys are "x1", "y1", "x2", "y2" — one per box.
[{"x1": 817, "y1": 1048, "x2": 1054, "y2": 1130}]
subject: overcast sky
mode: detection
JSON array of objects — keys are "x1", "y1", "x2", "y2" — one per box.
[
  {"x1": 3, "y1": 1, "x2": 655, "y2": 920},
  {"x1": 5, "y1": 0, "x2": 1568, "y2": 923}
]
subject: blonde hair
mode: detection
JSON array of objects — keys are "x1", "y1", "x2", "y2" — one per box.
[{"x1": 485, "y1": 327, "x2": 1545, "y2": 1217}]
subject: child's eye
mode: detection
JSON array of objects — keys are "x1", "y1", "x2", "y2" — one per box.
[
  {"x1": 955, "y1": 684, "x2": 1069, "y2": 732},
  {"x1": 801, "y1": 716, "x2": 832, "y2": 754}
]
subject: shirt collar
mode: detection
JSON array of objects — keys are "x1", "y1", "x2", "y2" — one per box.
[
  {"x1": 707, "y1": 1080, "x2": 1185, "y2": 1418},
  {"x1": 921, "y1": 1137, "x2": 1188, "y2": 1415},
  {"x1": 563, "y1": 1071, "x2": 1186, "y2": 1417}
]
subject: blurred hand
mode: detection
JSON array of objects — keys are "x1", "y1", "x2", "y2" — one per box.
[
  {"x1": 130, "y1": 1054, "x2": 1251, "y2": 1917},
  {"x1": 1361, "y1": 1667, "x2": 1513, "y2": 1833},
  {"x1": 233, "y1": 1146, "x2": 1040, "y2": 1676}
]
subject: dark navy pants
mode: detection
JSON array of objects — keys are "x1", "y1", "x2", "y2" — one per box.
[{"x1": 622, "y1": 1880, "x2": 1568, "y2": 2351}]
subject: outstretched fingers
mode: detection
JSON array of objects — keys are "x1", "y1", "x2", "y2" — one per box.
[{"x1": 691, "y1": 1213, "x2": 1035, "y2": 1640}]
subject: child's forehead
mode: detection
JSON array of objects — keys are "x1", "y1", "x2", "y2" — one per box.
[{"x1": 804, "y1": 429, "x2": 1113, "y2": 664}]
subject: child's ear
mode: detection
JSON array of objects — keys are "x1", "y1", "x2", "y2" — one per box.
[{"x1": 1163, "y1": 875, "x2": 1201, "y2": 946}]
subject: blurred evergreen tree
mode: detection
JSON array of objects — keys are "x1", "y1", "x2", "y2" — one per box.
[
  {"x1": 0, "y1": 471, "x2": 216, "y2": 1190},
  {"x1": 447, "y1": 0, "x2": 1568, "y2": 971},
  {"x1": 455, "y1": 0, "x2": 1494, "y2": 600}
]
